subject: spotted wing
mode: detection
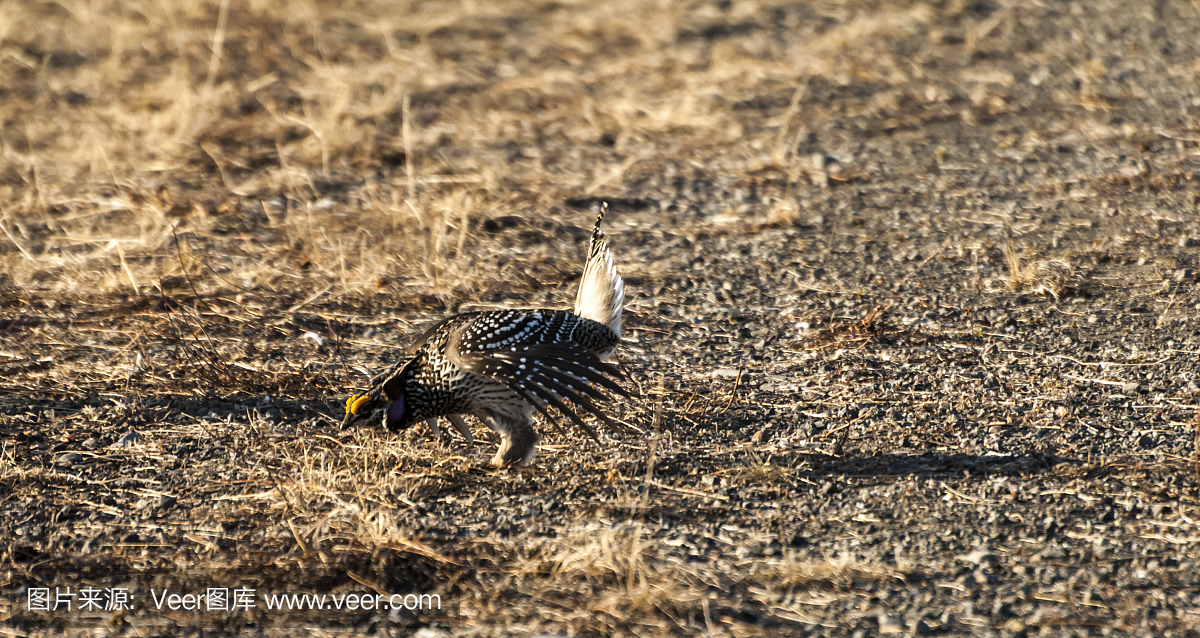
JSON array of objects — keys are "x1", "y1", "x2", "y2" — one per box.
[
  {"x1": 406, "y1": 312, "x2": 481, "y2": 354},
  {"x1": 446, "y1": 313, "x2": 629, "y2": 437}
]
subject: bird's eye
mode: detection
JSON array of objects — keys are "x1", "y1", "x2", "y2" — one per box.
[{"x1": 347, "y1": 395, "x2": 371, "y2": 415}]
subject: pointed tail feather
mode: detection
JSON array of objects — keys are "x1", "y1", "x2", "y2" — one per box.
[{"x1": 573, "y1": 203, "x2": 624, "y2": 338}]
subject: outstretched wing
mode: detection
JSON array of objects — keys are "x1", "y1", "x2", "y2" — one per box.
[{"x1": 445, "y1": 314, "x2": 629, "y2": 437}]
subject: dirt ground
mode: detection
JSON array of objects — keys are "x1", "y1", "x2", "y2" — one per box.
[{"x1": 4, "y1": 0, "x2": 1200, "y2": 636}]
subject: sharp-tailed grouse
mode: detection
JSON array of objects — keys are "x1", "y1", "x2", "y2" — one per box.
[{"x1": 340, "y1": 205, "x2": 627, "y2": 466}]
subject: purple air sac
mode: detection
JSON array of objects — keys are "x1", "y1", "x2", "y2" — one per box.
[{"x1": 386, "y1": 395, "x2": 406, "y2": 430}]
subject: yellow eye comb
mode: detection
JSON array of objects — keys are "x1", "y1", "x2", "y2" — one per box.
[{"x1": 347, "y1": 395, "x2": 370, "y2": 415}]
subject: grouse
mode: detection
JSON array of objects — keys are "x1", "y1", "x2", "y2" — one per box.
[{"x1": 341, "y1": 205, "x2": 627, "y2": 466}]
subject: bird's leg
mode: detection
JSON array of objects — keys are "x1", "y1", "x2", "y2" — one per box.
[
  {"x1": 424, "y1": 415, "x2": 473, "y2": 445},
  {"x1": 447, "y1": 414, "x2": 473, "y2": 445},
  {"x1": 425, "y1": 417, "x2": 443, "y2": 441},
  {"x1": 486, "y1": 414, "x2": 539, "y2": 466}
]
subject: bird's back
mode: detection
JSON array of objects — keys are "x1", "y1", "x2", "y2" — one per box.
[
  {"x1": 410, "y1": 309, "x2": 613, "y2": 388},
  {"x1": 452, "y1": 308, "x2": 617, "y2": 359}
]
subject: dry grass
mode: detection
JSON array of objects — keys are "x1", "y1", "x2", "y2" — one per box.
[
  {"x1": 263, "y1": 430, "x2": 466, "y2": 567},
  {"x1": 0, "y1": 0, "x2": 965, "y2": 302},
  {"x1": 809, "y1": 302, "x2": 894, "y2": 347},
  {"x1": 456, "y1": 519, "x2": 921, "y2": 634},
  {"x1": 995, "y1": 235, "x2": 1073, "y2": 299}
]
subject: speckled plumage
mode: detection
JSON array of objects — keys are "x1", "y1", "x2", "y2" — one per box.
[{"x1": 341, "y1": 207, "x2": 627, "y2": 466}]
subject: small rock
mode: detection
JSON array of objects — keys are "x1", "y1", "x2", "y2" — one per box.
[
  {"x1": 157, "y1": 495, "x2": 178, "y2": 510},
  {"x1": 1175, "y1": 268, "x2": 1194, "y2": 283},
  {"x1": 1039, "y1": 547, "x2": 1066, "y2": 559},
  {"x1": 709, "y1": 368, "x2": 741, "y2": 379},
  {"x1": 81, "y1": 438, "x2": 101, "y2": 449},
  {"x1": 810, "y1": 154, "x2": 830, "y2": 188},
  {"x1": 57, "y1": 452, "x2": 83, "y2": 466},
  {"x1": 958, "y1": 549, "x2": 998, "y2": 565},
  {"x1": 1121, "y1": 382, "x2": 1139, "y2": 395},
  {"x1": 913, "y1": 619, "x2": 932, "y2": 636},
  {"x1": 878, "y1": 614, "x2": 904, "y2": 634},
  {"x1": 115, "y1": 431, "x2": 140, "y2": 448},
  {"x1": 411, "y1": 628, "x2": 453, "y2": 638}
]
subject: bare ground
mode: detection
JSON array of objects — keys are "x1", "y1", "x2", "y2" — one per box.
[{"x1": 4, "y1": 0, "x2": 1200, "y2": 636}]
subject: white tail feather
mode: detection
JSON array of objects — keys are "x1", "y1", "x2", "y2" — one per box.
[{"x1": 574, "y1": 205, "x2": 623, "y2": 338}]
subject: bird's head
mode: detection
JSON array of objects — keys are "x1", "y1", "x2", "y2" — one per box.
[{"x1": 340, "y1": 360, "x2": 424, "y2": 431}]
